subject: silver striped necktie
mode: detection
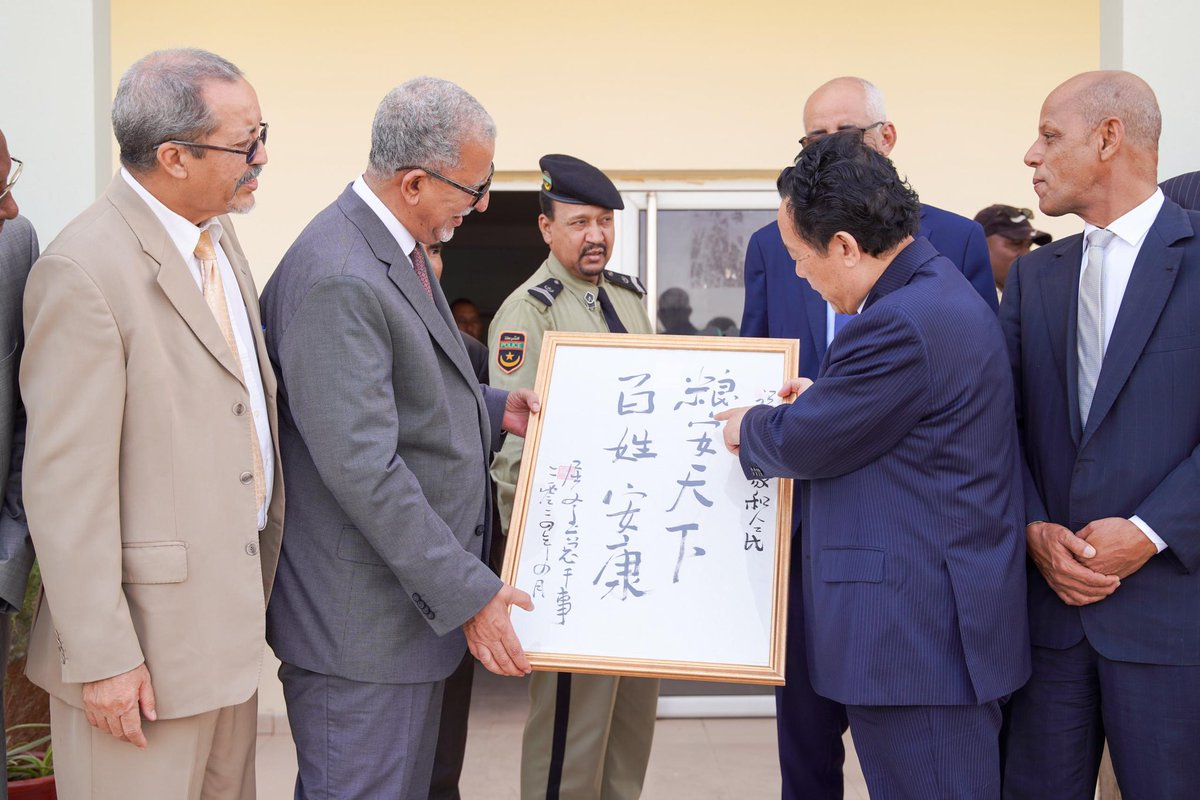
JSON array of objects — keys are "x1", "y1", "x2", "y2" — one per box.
[{"x1": 1078, "y1": 228, "x2": 1115, "y2": 430}]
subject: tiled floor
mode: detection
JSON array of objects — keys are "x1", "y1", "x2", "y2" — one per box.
[{"x1": 256, "y1": 666, "x2": 870, "y2": 799}]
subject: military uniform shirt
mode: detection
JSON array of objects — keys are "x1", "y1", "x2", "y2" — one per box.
[{"x1": 488, "y1": 253, "x2": 653, "y2": 532}]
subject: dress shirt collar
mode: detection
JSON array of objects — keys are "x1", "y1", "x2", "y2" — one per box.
[
  {"x1": 121, "y1": 167, "x2": 224, "y2": 262},
  {"x1": 1082, "y1": 188, "x2": 1164, "y2": 248},
  {"x1": 352, "y1": 175, "x2": 418, "y2": 260}
]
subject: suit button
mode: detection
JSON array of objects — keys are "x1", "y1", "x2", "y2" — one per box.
[
  {"x1": 233, "y1": 402, "x2": 247, "y2": 416},
  {"x1": 245, "y1": 541, "x2": 259, "y2": 556},
  {"x1": 474, "y1": 525, "x2": 485, "y2": 537},
  {"x1": 240, "y1": 471, "x2": 254, "y2": 484}
]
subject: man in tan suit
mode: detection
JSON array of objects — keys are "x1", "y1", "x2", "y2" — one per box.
[{"x1": 19, "y1": 48, "x2": 282, "y2": 799}]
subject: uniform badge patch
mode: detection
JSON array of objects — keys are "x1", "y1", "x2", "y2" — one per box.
[{"x1": 497, "y1": 331, "x2": 527, "y2": 374}]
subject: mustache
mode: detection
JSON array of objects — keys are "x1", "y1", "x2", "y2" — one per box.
[
  {"x1": 236, "y1": 165, "x2": 263, "y2": 189},
  {"x1": 581, "y1": 243, "x2": 607, "y2": 257}
]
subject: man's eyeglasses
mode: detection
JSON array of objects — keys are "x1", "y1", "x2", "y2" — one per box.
[
  {"x1": 398, "y1": 162, "x2": 494, "y2": 210},
  {"x1": 161, "y1": 122, "x2": 269, "y2": 164},
  {"x1": 0, "y1": 157, "x2": 22, "y2": 203},
  {"x1": 799, "y1": 121, "x2": 886, "y2": 150}
]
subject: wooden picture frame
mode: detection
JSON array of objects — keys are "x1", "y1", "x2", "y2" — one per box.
[{"x1": 501, "y1": 332, "x2": 797, "y2": 685}]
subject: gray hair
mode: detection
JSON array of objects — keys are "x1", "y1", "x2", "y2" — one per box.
[
  {"x1": 855, "y1": 78, "x2": 888, "y2": 123},
  {"x1": 367, "y1": 76, "x2": 496, "y2": 178},
  {"x1": 112, "y1": 48, "x2": 244, "y2": 172},
  {"x1": 1076, "y1": 71, "x2": 1162, "y2": 149}
]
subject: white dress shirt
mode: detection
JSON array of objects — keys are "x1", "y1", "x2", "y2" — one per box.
[
  {"x1": 1081, "y1": 188, "x2": 1167, "y2": 552},
  {"x1": 352, "y1": 175, "x2": 422, "y2": 267},
  {"x1": 121, "y1": 169, "x2": 275, "y2": 530}
]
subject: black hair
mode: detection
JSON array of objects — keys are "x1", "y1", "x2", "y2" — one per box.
[
  {"x1": 777, "y1": 132, "x2": 920, "y2": 257},
  {"x1": 539, "y1": 192, "x2": 556, "y2": 220}
]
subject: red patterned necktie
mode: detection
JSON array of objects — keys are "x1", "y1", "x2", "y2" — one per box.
[{"x1": 410, "y1": 244, "x2": 433, "y2": 298}]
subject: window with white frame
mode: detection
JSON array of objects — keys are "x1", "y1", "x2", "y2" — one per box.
[{"x1": 610, "y1": 189, "x2": 780, "y2": 337}]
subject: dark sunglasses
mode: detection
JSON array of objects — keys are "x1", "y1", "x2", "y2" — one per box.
[
  {"x1": 161, "y1": 122, "x2": 269, "y2": 165},
  {"x1": 397, "y1": 162, "x2": 494, "y2": 210}
]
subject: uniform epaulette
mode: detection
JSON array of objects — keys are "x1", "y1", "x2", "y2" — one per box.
[
  {"x1": 527, "y1": 278, "x2": 564, "y2": 307},
  {"x1": 603, "y1": 270, "x2": 647, "y2": 297}
]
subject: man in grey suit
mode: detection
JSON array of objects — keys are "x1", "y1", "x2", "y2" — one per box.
[
  {"x1": 0, "y1": 133, "x2": 35, "y2": 800},
  {"x1": 0, "y1": 130, "x2": 36, "y2": 800},
  {"x1": 261, "y1": 77, "x2": 539, "y2": 799}
]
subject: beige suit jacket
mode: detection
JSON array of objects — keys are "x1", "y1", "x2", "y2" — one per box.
[{"x1": 20, "y1": 173, "x2": 284, "y2": 720}]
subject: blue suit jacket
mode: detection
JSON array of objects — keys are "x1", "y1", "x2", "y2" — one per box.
[
  {"x1": 1162, "y1": 170, "x2": 1200, "y2": 211},
  {"x1": 741, "y1": 204, "x2": 997, "y2": 379},
  {"x1": 738, "y1": 238, "x2": 1030, "y2": 705},
  {"x1": 1000, "y1": 199, "x2": 1200, "y2": 665}
]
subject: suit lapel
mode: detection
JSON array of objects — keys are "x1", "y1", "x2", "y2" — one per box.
[
  {"x1": 1036, "y1": 236, "x2": 1084, "y2": 445},
  {"x1": 336, "y1": 188, "x2": 479, "y2": 391},
  {"x1": 1082, "y1": 204, "x2": 1191, "y2": 446},
  {"x1": 107, "y1": 174, "x2": 246, "y2": 386},
  {"x1": 221, "y1": 219, "x2": 277, "y2": 400}
]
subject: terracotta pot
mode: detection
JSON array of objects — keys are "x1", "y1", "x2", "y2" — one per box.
[{"x1": 7, "y1": 774, "x2": 56, "y2": 800}]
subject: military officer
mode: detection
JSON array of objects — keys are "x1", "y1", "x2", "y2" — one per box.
[{"x1": 489, "y1": 154, "x2": 658, "y2": 800}]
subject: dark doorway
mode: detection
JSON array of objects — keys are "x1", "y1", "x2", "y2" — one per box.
[{"x1": 438, "y1": 190, "x2": 548, "y2": 337}]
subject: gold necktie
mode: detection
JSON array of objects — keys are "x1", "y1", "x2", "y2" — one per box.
[{"x1": 195, "y1": 229, "x2": 266, "y2": 510}]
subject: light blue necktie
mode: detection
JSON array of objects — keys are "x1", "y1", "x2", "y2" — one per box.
[{"x1": 1078, "y1": 228, "x2": 1115, "y2": 429}]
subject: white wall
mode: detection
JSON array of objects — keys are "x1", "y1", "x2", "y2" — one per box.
[
  {"x1": 1102, "y1": 0, "x2": 1200, "y2": 182},
  {"x1": 1, "y1": 0, "x2": 111, "y2": 245}
]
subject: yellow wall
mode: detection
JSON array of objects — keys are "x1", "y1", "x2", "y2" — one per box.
[{"x1": 110, "y1": 0, "x2": 1099, "y2": 282}]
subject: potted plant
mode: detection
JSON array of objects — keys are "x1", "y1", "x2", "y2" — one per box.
[
  {"x1": 6, "y1": 723, "x2": 53, "y2": 799},
  {"x1": 6, "y1": 564, "x2": 54, "y2": 798}
]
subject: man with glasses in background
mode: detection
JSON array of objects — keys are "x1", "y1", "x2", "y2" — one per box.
[
  {"x1": 974, "y1": 204, "x2": 1053, "y2": 297},
  {"x1": 20, "y1": 49, "x2": 281, "y2": 799},
  {"x1": 261, "y1": 76, "x2": 539, "y2": 799},
  {"x1": 739, "y1": 75, "x2": 999, "y2": 800},
  {"x1": 0, "y1": 130, "x2": 37, "y2": 800}
]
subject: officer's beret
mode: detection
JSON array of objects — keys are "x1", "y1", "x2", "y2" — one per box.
[{"x1": 539, "y1": 154, "x2": 624, "y2": 211}]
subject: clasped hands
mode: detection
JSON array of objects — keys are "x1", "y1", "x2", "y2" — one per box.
[{"x1": 1026, "y1": 517, "x2": 1158, "y2": 607}]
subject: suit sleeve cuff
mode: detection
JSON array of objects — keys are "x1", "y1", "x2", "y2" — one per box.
[{"x1": 1130, "y1": 515, "x2": 1168, "y2": 553}]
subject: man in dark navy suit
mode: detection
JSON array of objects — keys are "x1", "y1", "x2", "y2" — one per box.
[
  {"x1": 1161, "y1": 169, "x2": 1200, "y2": 211},
  {"x1": 719, "y1": 134, "x2": 1029, "y2": 799},
  {"x1": 740, "y1": 75, "x2": 1001, "y2": 800},
  {"x1": 1001, "y1": 70, "x2": 1200, "y2": 800}
]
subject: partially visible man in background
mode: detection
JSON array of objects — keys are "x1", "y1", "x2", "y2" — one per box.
[
  {"x1": 451, "y1": 296, "x2": 486, "y2": 343},
  {"x1": 1161, "y1": 169, "x2": 1200, "y2": 211},
  {"x1": 974, "y1": 204, "x2": 1052, "y2": 296},
  {"x1": 0, "y1": 129, "x2": 37, "y2": 800}
]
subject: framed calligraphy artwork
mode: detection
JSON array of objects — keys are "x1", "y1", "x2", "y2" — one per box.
[{"x1": 501, "y1": 332, "x2": 797, "y2": 685}]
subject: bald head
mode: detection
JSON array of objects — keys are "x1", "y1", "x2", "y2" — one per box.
[
  {"x1": 802, "y1": 77, "x2": 896, "y2": 156},
  {"x1": 1026, "y1": 70, "x2": 1161, "y2": 225},
  {"x1": 1051, "y1": 71, "x2": 1161, "y2": 151}
]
